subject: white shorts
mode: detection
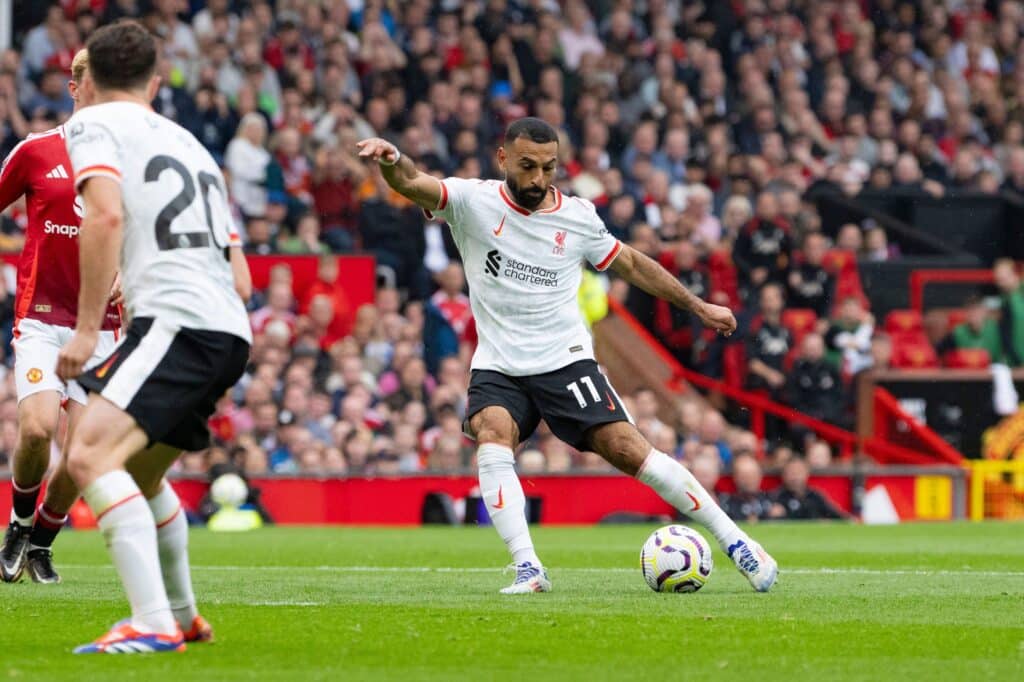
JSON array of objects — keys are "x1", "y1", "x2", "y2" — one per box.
[{"x1": 12, "y1": 318, "x2": 121, "y2": 405}]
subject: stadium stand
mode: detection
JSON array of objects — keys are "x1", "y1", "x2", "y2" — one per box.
[{"x1": 0, "y1": 1, "x2": 1023, "y2": 521}]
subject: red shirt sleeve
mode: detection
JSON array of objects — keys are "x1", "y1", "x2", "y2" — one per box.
[{"x1": 0, "y1": 140, "x2": 32, "y2": 213}]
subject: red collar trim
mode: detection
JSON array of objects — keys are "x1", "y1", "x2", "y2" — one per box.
[{"x1": 499, "y1": 183, "x2": 562, "y2": 216}]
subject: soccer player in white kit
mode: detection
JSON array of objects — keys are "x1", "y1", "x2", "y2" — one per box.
[
  {"x1": 357, "y1": 118, "x2": 778, "y2": 594},
  {"x1": 54, "y1": 22, "x2": 252, "y2": 653}
]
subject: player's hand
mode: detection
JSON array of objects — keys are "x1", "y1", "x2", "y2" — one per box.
[
  {"x1": 698, "y1": 302, "x2": 737, "y2": 337},
  {"x1": 355, "y1": 137, "x2": 400, "y2": 165},
  {"x1": 57, "y1": 330, "x2": 99, "y2": 382},
  {"x1": 109, "y1": 272, "x2": 124, "y2": 306}
]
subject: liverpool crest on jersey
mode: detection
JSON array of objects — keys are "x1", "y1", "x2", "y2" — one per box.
[{"x1": 553, "y1": 230, "x2": 567, "y2": 256}]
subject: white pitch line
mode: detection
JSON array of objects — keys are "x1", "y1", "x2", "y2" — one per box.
[{"x1": 61, "y1": 564, "x2": 1024, "y2": 577}]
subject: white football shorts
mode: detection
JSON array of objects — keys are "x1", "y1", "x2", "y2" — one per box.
[{"x1": 13, "y1": 318, "x2": 121, "y2": 405}]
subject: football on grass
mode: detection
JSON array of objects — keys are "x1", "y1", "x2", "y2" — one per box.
[{"x1": 640, "y1": 524, "x2": 713, "y2": 593}]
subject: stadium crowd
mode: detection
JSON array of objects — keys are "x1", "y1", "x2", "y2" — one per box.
[{"x1": 1, "y1": 1, "x2": 1024, "y2": 512}]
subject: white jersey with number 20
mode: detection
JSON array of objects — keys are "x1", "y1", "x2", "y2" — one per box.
[
  {"x1": 430, "y1": 178, "x2": 621, "y2": 376},
  {"x1": 65, "y1": 101, "x2": 251, "y2": 343}
]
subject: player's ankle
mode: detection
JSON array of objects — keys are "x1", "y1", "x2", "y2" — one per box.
[
  {"x1": 512, "y1": 548, "x2": 541, "y2": 566},
  {"x1": 132, "y1": 609, "x2": 179, "y2": 637},
  {"x1": 171, "y1": 605, "x2": 199, "y2": 630}
]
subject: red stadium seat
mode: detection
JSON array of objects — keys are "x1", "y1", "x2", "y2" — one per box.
[
  {"x1": 891, "y1": 341, "x2": 939, "y2": 369},
  {"x1": 884, "y1": 309, "x2": 924, "y2": 335},
  {"x1": 782, "y1": 308, "x2": 818, "y2": 346},
  {"x1": 946, "y1": 309, "x2": 969, "y2": 329},
  {"x1": 943, "y1": 348, "x2": 992, "y2": 369}
]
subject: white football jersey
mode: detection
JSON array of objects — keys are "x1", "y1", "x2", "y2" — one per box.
[
  {"x1": 430, "y1": 178, "x2": 621, "y2": 376},
  {"x1": 65, "y1": 102, "x2": 250, "y2": 342}
]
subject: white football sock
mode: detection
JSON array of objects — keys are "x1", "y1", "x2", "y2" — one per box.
[
  {"x1": 636, "y1": 449, "x2": 745, "y2": 550},
  {"x1": 148, "y1": 481, "x2": 198, "y2": 630},
  {"x1": 82, "y1": 470, "x2": 177, "y2": 635},
  {"x1": 477, "y1": 443, "x2": 540, "y2": 566}
]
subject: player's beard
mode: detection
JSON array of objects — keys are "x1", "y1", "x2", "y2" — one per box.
[{"x1": 505, "y1": 177, "x2": 547, "y2": 210}]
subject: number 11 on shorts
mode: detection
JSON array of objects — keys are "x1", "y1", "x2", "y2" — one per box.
[{"x1": 566, "y1": 376, "x2": 601, "y2": 408}]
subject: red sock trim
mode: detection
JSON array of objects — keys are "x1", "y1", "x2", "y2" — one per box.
[
  {"x1": 95, "y1": 492, "x2": 143, "y2": 523},
  {"x1": 635, "y1": 448, "x2": 660, "y2": 480},
  {"x1": 36, "y1": 504, "x2": 67, "y2": 529},
  {"x1": 155, "y1": 506, "x2": 182, "y2": 530}
]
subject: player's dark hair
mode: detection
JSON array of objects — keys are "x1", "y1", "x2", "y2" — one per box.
[
  {"x1": 85, "y1": 20, "x2": 157, "y2": 91},
  {"x1": 505, "y1": 117, "x2": 558, "y2": 146}
]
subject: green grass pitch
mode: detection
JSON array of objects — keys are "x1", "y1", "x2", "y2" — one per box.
[{"x1": 2, "y1": 523, "x2": 1023, "y2": 681}]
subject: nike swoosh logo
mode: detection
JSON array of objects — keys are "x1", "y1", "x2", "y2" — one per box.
[
  {"x1": 605, "y1": 391, "x2": 616, "y2": 411},
  {"x1": 492, "y1": 485, "x2": 505, "y2": 510},
  {"x1": 493, "y1": 214, "x2": 506, "y2": 236},
  {"x1": 685, "y1": 491, "x2": 701, "y2": 511},
  {"x1": 95, "y1": 353, "x2": 118, "y2": 379}
]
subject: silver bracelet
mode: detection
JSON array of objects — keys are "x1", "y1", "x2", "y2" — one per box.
[{"x1": 379, "y1": 148, "x2": 401, "y2": 166}]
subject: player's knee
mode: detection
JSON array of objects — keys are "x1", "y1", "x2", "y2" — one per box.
[
  {"x1": 472, "y1": 421, "x2": 514, "y2": 448},
  {"x1": 65, "y1": 446, "x2": 93, "y2": 488},
  {"x1": 591, "y1": 425, "x2": 648, "y2": 473},
  {"x1": 65, "y1": 423, "x2": 107, "y2": 487},
  {"x1": 16, "y1": 414, "x2": 56, "y2": 454}
]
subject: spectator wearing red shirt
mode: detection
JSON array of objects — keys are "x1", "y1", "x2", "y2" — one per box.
[
  {"x1": 429, "y1": 264, "x2": 472, "y2": 343},
  {"x1": 311, "y1": 145, "x2": 366, "y2": 252},
  {"x1": 262, "y1": 12, "x2": 315, "y2": 74},
  {"x1": 250, "y1": 282, "x2": 297, "y2": 336},
  {"x1": 299, "y1": 254, "x2": 353, "y2": 338}
]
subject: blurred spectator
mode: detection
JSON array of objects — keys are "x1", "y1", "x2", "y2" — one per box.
[
  {"x1": 733, "y1": 192, "x2": 792, "y2": 291},
  {"x1": 994, "y1": 259, "x2": 1024, "y2": 366},
  {"x1": 427, "y1": 434, "x2": 467, "y2": 472},
  {"x1": 720, "y1": 454, "x2": 784, "y2": 523},
  {"x1": 24, "y1": 66, "x2": 74, "y2": 118},
  {"x1": 771, "y1": 458, "x2": 846, "y2": 520},
  {"x1": 787, "y1": 232, "x2": 834, "y2": 317},
  {"x1": 937, "y1": 296, "x2": 1003, "y2": 361},
  {"x1": 862, "y1": 226, "x2": 900, "y2": 262},
  {"x1": 687, "y1": 453, "x2": 721, "y2": 505},
  {"x1": 825, "y1": 296, "x2": 875, "y2": 374},
  {"x1": 680, "y1": 184, "x2": 721, "y2": 249},
  {"x1": 690, "y1": 410, "x2": 733, "y2": 467},
  {"x1": 745, "y1": 284, "x2": 791, "y2": 399},
  {"x1": 785, "y1": 333, "x2": 846, "y2": 435},
  {"x1": 226, "y1": 113, "x2": 271, "y2": 220},
  {"x1": 279, "y1": 212, "x2": 329, "y2": 255},
  {"x1": 805, "y1": 440, "x2": 834, "y2": 469},
  {"x1": 311, "y1": 144, "x2": 366, "y2": 251},
  {"x1": 518, "y1": 449, "x2": 546, "y2": 474}
]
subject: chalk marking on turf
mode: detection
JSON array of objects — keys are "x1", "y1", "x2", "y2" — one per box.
[{"x1": 61, "y1": 564, "x2": 1024, "y2": 577}]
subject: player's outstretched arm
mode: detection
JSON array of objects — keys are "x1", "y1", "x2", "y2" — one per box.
[
  {"x1": 57, "y1": 176, "x2": 122, "y2": 381},
  {"x1": 355, "y1": 137, "x2": 442, "y2": 211},
  {"x1": 608, "y1": 243, "x2": 737, "y2": 336},
  {"x1": 229, "y1": 245, "x2": 253, "y2": 303}
]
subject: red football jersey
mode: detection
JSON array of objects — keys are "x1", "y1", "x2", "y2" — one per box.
[{"x1": 0, "y1": 126, "x2": 120, "y2": 331}]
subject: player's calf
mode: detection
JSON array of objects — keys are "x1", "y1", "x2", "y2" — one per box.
[{"x1": 3, "y1": 414, "x2": 57, "y2": 583}]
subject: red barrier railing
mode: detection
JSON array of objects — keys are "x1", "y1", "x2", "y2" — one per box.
[
  {"x1": 607, "y1": 298, "x2": 966, "y2": 464},
  {"x1": 871, "y1": 387, "x2": 964, "y2": 465},
  {"x1": 608, "y1": 298, "x2": 859, "y2": 457},
  {"x1": 909, "y1": 269, "x2": 992, "y2": 313}
]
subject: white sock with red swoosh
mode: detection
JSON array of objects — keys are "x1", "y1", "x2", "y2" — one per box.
[
  {"x1": 477, "y1": 443, "x2": 540, "y2": 566},
  {"x1": 637, "y1": 449, "x2": 743, "y2": 551}
]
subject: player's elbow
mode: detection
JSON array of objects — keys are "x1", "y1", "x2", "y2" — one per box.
[{"x1": 84, "y1": 206, "x2": 123, "y2": 232}]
